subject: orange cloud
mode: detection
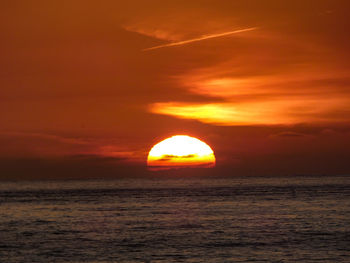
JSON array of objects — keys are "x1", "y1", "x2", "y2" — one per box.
[
  {"x1": 147, "y1": 26, "x2": 350, "y2": 126},
  {"x1": 150, "y1": 95, "x2": 350, "y2": 126}
]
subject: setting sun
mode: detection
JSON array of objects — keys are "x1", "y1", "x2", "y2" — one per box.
[{"x1": 147, "y1": 135, "x2": 215, "y2": 170}]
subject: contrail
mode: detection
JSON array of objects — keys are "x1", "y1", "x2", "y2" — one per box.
[{"x1": 143, "y1": 27, "x2": 258, "y2": 51}]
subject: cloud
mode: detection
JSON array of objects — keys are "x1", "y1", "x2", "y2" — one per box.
[
  {"x1": 0, "y1": 131, "x2": 92, "y2": 157},
  {"x1": 149, "y1": 93, "x2": 350, "y2": 126},
  {"x1": 270, "y1": 131, "x2": 308, "y2": 138},
  {"x1": 0, "y1": 156, "x2": 147, "y2": 180},
  {"x1": 1, "y1": 0, "x2": 350, "y2": 176},
  {"x1": 146, "y1": 23, "x2": 350, "y2": 126},
  {"x1": 0, "y1": 131, "x2": 89, "y2": 145},
  {"x1": 158, "y1": 154, "x2": 197, "y2": 161},
  {"x1": 0, "y1": 131, "x2": 142, "y2": 162},
  {"x1": 143, "y1": 27, "x2": 257, "y2": 51}
]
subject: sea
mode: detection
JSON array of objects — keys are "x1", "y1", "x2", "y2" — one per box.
[{"x1": 0, "y1": 176, "x2": 349, "y2": 262}]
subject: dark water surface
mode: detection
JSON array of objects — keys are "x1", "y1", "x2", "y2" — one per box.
[{"x1": 0, "y1": 176, "x2": 349, "y2": 262}]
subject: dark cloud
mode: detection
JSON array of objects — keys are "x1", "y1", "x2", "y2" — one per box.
[
  {"x1": 270, "y1": 131, "x2": 308, "y2": 138},
  {"x1": 0, "y1": 156, "x2": 147, "y2": 180},
  {"x1": 163, "y1": 154, "x2": 197, "y2": 159}
]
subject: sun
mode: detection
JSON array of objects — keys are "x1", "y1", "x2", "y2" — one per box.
[{"x1": 147, "y1": 135, "x2": 215, "y2": 170}]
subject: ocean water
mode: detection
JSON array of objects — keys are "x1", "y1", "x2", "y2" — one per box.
[{"x1": 0, "y1": 176, "x2": 349, "y2": 263}]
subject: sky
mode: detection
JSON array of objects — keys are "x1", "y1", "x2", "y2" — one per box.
[{"x1": 1, "y1": 0, "x2": 350, "y2": 179}]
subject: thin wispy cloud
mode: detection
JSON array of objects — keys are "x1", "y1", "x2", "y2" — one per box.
[{"x1": 143, "y1": 27, "x2": 258, "y2": 51}]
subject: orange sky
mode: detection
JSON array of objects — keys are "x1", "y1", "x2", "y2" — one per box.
[{"x1": 1, "y1": 0, "x2": 350, "y2": 178}]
